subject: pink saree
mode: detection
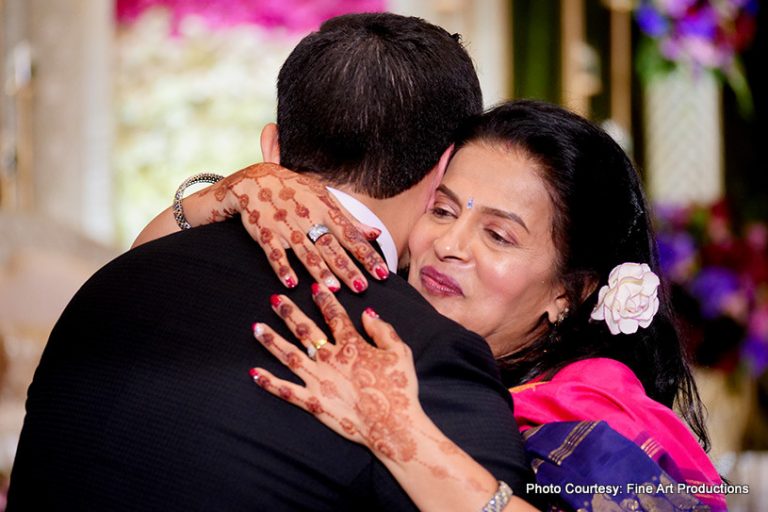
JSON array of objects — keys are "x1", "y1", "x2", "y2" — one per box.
[{"x1": 511, "y1": 358, "x2": 726, "y2": 510}]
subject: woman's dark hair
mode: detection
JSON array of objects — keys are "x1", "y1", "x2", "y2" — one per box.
[{"x1": 453, "y1": 100, "x2": 709, "y2": 450}]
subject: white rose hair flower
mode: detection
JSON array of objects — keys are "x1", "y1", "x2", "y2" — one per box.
[{"x1": 590, "y1": 262, "x2": 661, "y2": 335}]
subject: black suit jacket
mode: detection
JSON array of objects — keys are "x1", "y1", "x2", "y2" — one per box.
[{"x1": 8, "y1": 220, "x2": 529, "y2": 511}]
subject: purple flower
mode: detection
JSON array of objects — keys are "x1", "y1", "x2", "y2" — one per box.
[
  {"x1": 689, "y1": 267, "x2": 742, "y2": 319},
  {"x1": 658, "y1": 231, "x2": 697, "y2": 281},
  {"x1": 677, "y1": 5, "x2": 718, "y2": 39},
  {"x1": 635, "y1": 0, "x2": 757, "y2": 75},
  {"x1": 742, "y1": 335, "x2": 768, "y2": 375},
  {"x1": 637, "y1": 3, "x2": 669, "y2": 37}
]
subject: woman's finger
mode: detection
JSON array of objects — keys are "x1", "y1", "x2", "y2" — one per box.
[
  {"x1": 249, "y1": 366, "x2": 365, "y2": 445},
  {"x1": 268, "y1": 293, "x2": 333, "y2": 357},
  {"x1": 330, "y1": 202, "x2": 387, "y2": 277},
  {"x1": 248, "y1": 366, "x2": 313, "y2": 411},
  {"x1": 313, "y1": 234, "x2": 369, "y2": 293},
  {"x1": 286, "y1": 233, "x2": 342, "y2": 291},
  {"x1": 311, "y1": 284, "x2": 361, "y2": 346},
  {"x1": 360, "y1": 308, "x2": 404, "y2": 352},
  {"x1": 324, "y1": 210, "x2": 389, "y2": 282},
  {"x1": 252, "y1": 322, "x2": 313, "y2": 380},
  {"x1": 314, "y1": 197, "x2": 388, "y2": 282},
  {"x1": 332, "y1": 199, "x2": 382, "y2": 243},
  {"x1": 240, "y1": 214, "x2": 298, "y2": 289}
]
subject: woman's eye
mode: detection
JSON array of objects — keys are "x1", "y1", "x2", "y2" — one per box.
[
  {"x1": 486, "y1": 229, "x2": 515, "y2": 246},
  {"x1": 430, "y1": 206, "x2": 455, "y2": 219}
]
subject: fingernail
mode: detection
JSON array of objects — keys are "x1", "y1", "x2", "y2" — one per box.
[
  {"x1": 252, "y1": 322, "x2": 265, "y2": 337},
  {"x1": 311, "y1": 283, "x2": 321, "y2": 296},
  {"x1": 375, "y1": 265, "x2": 389, "y2": 280},
  {"x1": 364, "y1": 307, "x2": 379, "y2": 318},
  {"x1": 285, "y1": 276, "x2": 297, "y2": 288},
  {"x1": 367, "y1": 228, "x2": 382, "y2": 240},
  {"x1": 325, "y1": 277, "x2": 341, "y2": 291},
  {"x1": 270, "y1": 295, "x2": 282, "y2": 308},
  {"x1": 353, "y1": 278, "x2": 366, "y2": 292},
  {"x1": 249, "y1": 368, "x2": 261, "y2": 382}
]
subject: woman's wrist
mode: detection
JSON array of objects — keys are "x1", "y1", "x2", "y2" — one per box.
[
  {"x1": 375, "y1": 407, "x2": 502, "y2": 510},
  {"x1": 172, "y1": 173, "x2": 225, "y2": 229},
  {"x1": 179, "y1": 178, "x2": 239, "y2": 228}
]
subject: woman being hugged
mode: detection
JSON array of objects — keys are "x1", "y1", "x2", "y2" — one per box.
[{"x1": 150, "y1": 100, "x2": 724, "y2": 511}]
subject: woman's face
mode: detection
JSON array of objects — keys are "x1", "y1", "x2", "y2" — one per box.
[{"x1": 407, "y1": 142, "x2": 564, "y2": 357}]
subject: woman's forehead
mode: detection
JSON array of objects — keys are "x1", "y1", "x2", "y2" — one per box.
[
  {"x1": 442, "y1": 144, "x2": 555, "y2": 232},
  {"x1": 445, "y1": 144, "x2": 544, "y2": 199}
]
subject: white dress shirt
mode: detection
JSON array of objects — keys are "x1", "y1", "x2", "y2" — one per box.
[{"x1": 327, "y1": 187, "x2": 398, "y2": 272}]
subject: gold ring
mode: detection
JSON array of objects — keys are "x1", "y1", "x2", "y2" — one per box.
[{"x1": 307, "y1": 338, "x2": 328, "y2": 360}]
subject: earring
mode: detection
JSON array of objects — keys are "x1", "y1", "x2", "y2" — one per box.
[{"x1": 556, "y1": 307, "x2": 569, "y2": 325}]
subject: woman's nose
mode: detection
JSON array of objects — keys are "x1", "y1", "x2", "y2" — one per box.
[{"x1": 433, "y1": 221, "x2": 471, "y2": 262}]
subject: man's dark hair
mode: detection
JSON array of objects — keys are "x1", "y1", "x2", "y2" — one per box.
[{"x1": 276, "y1": 12, "x2": 482, "y2": 199}]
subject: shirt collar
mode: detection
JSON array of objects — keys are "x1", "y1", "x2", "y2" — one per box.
[{"x1": 327, "y1": 187, "x2": 398, "y2": 272}]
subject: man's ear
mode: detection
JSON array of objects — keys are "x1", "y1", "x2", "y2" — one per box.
[
  {"x1": 425, "y1": 144, "x2": 454, "y2": 211},
  {"x1": 260, "y1": 123, "x2": 280, "y2": 164}
]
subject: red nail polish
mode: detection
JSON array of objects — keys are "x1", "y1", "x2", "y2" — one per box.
[
  {"x1": 270, "y1": 294, "x2": 282, "y2": 308},
  {"x1": 364, "y1": 307, "x2": 379, "y2": 318},
  {"x1": 375, "y1": 266, "x2": 389, "y2": 280},
  {"x1": 311, "y1": 282, "x2": 321, "y2": 295},
  {"x1": 285, "y1": 276, "x2": 297, "y2": 288},
  {"x1": 353, "y1": 279, "x2": 366, "y2": 292},
  {"x1": 328, "y1": 283, "x2": 341, "y2": 293},
  {"x1": 249, "y1": 368, "x2": 260, "y2": 381},
  {"x1": 367, "y1": 228, "x2": 382, "y2": 240}
]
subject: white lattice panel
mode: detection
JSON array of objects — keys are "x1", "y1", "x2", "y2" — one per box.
[{"x1": 644, "y1": 69, "x2": 723, "y2": 206}]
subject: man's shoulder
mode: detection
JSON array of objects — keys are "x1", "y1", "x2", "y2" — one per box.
[
  {"x1": 123, "y1": 220, "x2": 266, "y2": 269},
  {"x1": 105, "y1": 220, "x2": 492, "y2": 363}
]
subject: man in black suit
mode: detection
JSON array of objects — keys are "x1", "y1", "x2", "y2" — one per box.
[{"x1": 8, "y1": 13, "x2": 529, "y2": 511}]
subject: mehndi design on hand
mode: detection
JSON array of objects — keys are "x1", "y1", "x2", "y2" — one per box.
[
  {"x1": 249, "y1": 285, "x2": 495, "y2": 494},
  {"x1": 196, "y1": 163, "x2": 388, "y2": 292}
]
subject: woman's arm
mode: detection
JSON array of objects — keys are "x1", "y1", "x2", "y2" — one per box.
[
  {"x1": 131, "y1": 163, "x2": 388, "y2": 292},
  {"x1": 250, "y1": 285, "x2": 537, "y2": 512}
]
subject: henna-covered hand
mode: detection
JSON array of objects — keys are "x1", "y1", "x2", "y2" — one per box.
[
  {"x1": 194, "y1": 163, "x2": 389, "y2": 292},
  {"x1": 251, "y1": 285, "x2": 421, "y2": 462},
  {"x1": 249, "y1": 286, "x2": 538, "y2": 512}
]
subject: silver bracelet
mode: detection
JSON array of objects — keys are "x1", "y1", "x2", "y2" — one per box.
[
  {"x1": 481, "y1": 481, "x2": 513, "y2": 512},
  {"x1": 172, "y1": 173, "x2": 225, "y2": 230}
]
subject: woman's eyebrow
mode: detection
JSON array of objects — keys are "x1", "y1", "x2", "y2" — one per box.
[
  {"x1": 437, "y1": 184, "x2": 530, "y2": 233},
  {"x1": 479, "y1": 206, "x2": 530, "y2": 233},
  {"x1": 436, "y1": 184, "x2": 460, "y2": 204}
]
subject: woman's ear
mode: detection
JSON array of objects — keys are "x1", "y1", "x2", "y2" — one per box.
[
  {"x1": 545, "y1": 276, "x2": 600, "y2": 323},
  {"x1": 546, "y1": 293, "x2": 570, "y2": 325},
  {"x1": 260, "y1": 123, "x2": 280, "y2": 164}
]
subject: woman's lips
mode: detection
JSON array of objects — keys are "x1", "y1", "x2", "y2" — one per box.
[{"x1": 419, "y1": 266, "x2": 464, "y2": 297}]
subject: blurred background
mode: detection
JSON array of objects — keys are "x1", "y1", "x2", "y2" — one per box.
[{"x1": 0, "y1": 0, "x2": 765, "y2": 508}]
